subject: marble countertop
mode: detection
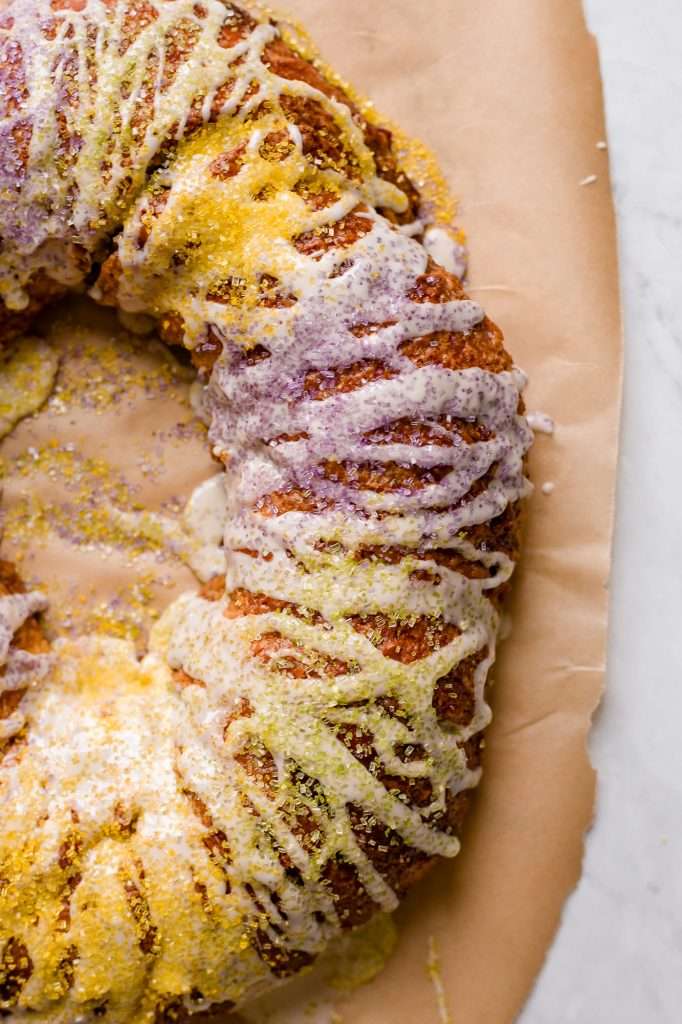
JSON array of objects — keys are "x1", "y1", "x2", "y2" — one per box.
[{"x1": 523, "y1": 2, "x2": 682, "y2": 1021}]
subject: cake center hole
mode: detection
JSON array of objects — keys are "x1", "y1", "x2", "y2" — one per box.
[{"x1": 0, "y1": 296, "x2": 221, "y2": 653}]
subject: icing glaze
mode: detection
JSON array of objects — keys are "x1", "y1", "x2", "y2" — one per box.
[
  {"x1": 423, "y1": 225, "x2": 468, "y2": 279},
  {"x1": 527, "y1": 411, "x2": 555, "y2": 435},
  {"x1": 0, "y1": 589, "x2": 51, "y2": 740}
]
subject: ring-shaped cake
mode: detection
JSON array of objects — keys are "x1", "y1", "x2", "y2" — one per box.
[{"x1": 0, "y1": 3, "x2": 533, "y2": 1021}]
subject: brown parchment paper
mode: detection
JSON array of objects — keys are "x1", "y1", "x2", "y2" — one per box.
[
  {"x1": 244, "y1": 1, "x2": 620, "y2": 1021},
  {"x1": 0, "y1": 0, "x2": 621, "y2": 1021},
  {"x1": 0, "y1": 300, "x2": 218, "y2": 648}
]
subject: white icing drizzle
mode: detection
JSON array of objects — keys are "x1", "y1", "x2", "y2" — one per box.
[
  {"x1": 1, "y1": 637, "x2": 276, "y2": 1018},
  {"x1": 423, "y1": 225, "x2": 467, "y2": 279},
  {"x1": 0, "y1": 2, "x2": 534, "y2": 1021},
  {"x1": 0, "y1": 0, "x2": 403, "y2": 312},
  {"x1": 181, "y1": 472, "x2": 228, "y2": 579},
  {"x1": 189, "y1": 378, "x2": 211, "y2": 421},
  {"x1": 0, "y1": 1, "x2": 262, "y2": 307},
  {"x1": 527, "y1": 411, "x2": 555, "y2": 435},
  {"x1": 0, "y1": 590, "x2": 50, "y2": 741}
]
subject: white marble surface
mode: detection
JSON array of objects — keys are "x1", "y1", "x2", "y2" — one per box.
[{"x1": 523, "y1": 2, "x2": 682, "y2": 1021}]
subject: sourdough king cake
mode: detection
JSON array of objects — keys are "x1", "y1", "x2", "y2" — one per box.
[{"x1": 0, "y1": 3, "x2": 533, "y2": 1021}]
